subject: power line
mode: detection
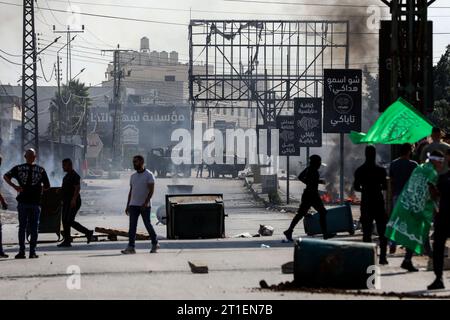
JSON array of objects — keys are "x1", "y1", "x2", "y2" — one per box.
[
  {"x1": 222, "y1": 0, "x2": 450, "y2": 9},
  {"x1": 0, "y1": 1, "x2": 188, "y2": 26}
]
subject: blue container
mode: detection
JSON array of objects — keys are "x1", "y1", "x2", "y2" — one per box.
[
  {"x1": 303, "y1": 202, "x2": 355, "y2": 236},
  {"x1": 294, "y1": 238, "x2": 377, "y2": 289}
]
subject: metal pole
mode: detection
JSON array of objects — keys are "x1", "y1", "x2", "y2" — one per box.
[
  {"x1": 286, "y1": 156, "x2": 290, "y2": 204},
  {"x1": 340, "y1": 21, "x2": 350, "y2": 204}
]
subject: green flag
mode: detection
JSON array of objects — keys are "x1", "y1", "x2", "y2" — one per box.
[
  {"x1": 385, "y1": 162, "x2": 439, "y2": 254},
  {"x1": 350, "y1": 98, "x2": 434, "y2": 144}
]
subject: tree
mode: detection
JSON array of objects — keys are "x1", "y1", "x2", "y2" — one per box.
[
  {"x1": 429, "y1": 45, "x2": 450, "y2": 130},
  {"x1": 49, "y1": 79, "x2": 91, "y2": 141}
]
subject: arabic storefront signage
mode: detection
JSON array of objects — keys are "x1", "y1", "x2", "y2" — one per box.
[
  {"x1": 276, "y1": 116, "x2": 298, "y2": 156},
  {"x1": 88, "y1": 105, "x2": 191, "y2": 150},
  {"x1": 323, "y1": 69, "x2": 362, "y2": 133},
  {"x1": 294, "y1": 97, "x2": 322, "y2": 147}
]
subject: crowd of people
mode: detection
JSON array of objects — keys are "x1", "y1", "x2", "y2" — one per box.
[
  {"x1": 0, "y1": 127, "x2": 449, "y2": 291},
  {"x1": 0, "y1": 149, "x2": 158, "y2": 260},
  {"x1": 284, "y1": 126, "x2": 450, "y2": 290}
]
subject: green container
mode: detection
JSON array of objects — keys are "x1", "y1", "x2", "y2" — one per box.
[
  {"x1": 294, "y1": 238, "x2": 377, "y2": 289},
  {"x1": 39, "y1": 188, "x2": 63, "y2": 240}
]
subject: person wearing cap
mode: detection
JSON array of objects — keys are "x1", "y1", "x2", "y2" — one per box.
[
  {"x1": 428, "y1": 149, "x2": 450, "y2": 290},
  {"x1": 420, "y1": 127, "x2": 450, "y2": 174},
  {"x1": 0, "y1": 155, "x2": 8, "y2": 258},
  {"x1": 3, "y1": 149, "x2": 50, "y2": 259},
  {"x1": 386, "y1": 150, "x2": 444, "y2": 272},
  {"x1": 353, "y1": 145, "x2": 389, "y2": 265},
  {"x1": 283, "y1": 154, "x2": 334, "y2": 241}
]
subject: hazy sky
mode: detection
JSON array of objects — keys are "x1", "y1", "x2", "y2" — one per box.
[{"x1": 0, "y1": 0, "x2": 449, "y2": 87}]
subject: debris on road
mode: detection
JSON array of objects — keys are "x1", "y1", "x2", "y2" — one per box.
[
  {"x1": 95, "y1": 227, "x2": 150, "y2": 240},
  {"x1": 258, "y1": 225, "x2": 274, "y2": 236},
  {"x1": 260, "y1": 244, "x2": 270, "y2": 248},
  {"x1": 188, "y1": 261, "x2": 209, "y2": 274}
]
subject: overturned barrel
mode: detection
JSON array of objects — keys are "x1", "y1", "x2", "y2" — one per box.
[{"x1": 294, "y1": 238, "x2": 377, "y2": 289}]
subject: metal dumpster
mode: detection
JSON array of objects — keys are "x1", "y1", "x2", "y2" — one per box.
[
  {"x1": 294, "y1": 238, "x2": 377, "y2": 289},
  {"x1": 165, "y1": 194, "x2": 225, "y2": 239},
  {"x1": 303, "y1": 202, "x2": 355, "y2": 236},
  {"x1": 35, "y1": 187, "x2": 63, "y2": 241}
]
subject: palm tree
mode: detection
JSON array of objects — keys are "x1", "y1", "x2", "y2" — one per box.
[{"x1": 49, "y1": 79, "x2": 91, "y2": 141}]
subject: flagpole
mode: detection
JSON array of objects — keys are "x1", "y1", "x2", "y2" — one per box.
[{"x1": 340, "y1": 21, "x2": 350, "y2": 204}]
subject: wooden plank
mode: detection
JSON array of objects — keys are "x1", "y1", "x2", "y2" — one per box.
[{"x1": 95, "y1": 227, "x2": 150, "y2": 240}]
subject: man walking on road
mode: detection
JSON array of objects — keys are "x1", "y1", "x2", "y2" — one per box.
[
  {"x1": 283, "y1": 155, "x2": 333, "y2": 241},
  {"x1": 3, "y1": 149, "x2": 50, "y2": 259},
  {"x1": 428, "y1": 149, "x2": 450, "y2": 290},
  {"x1": 353, "y1": 145, "x2": 389, "y2": 265},
  {"x1": 57, "y1": 158, "x2": 94, "y2": 248},
  {"x1": 121, "y1": 155, "x2": 159, "y2": 254}
]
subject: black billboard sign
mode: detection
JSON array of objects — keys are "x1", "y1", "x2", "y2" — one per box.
[
  {"x1": 323, "y1": 69, "x2": 362, "y2": 133},
  {"x1": 294, "y1": 98, "x2": 322, "y2": 147},
  {"x1": 276, "y1": 116, "x2": 298, "y2": 156}
]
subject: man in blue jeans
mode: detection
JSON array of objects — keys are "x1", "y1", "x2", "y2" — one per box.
[
  {"x1": 3, "y1": 149, "x2": 50, "y2": 259},
  {"x1": 121, "y1": 155, "x2": 158, "y2": 254}
]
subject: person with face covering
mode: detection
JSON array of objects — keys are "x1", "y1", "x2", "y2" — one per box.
[
  {"x1": 283, "y1": 154, "x2": 334, "y2": 241},
  {"x1": 3, "y1": 149, "x2": 50, "y2": 259},
  {"x1": 353, "y1": 145, "x2": 389, "y2": 265}
]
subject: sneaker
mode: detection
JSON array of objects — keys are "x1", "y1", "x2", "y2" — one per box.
[
  {"x1": 428, "y1": 278, "x2": 445, "y2": 290},
  {"x1": 401, "y1": 260, "x2": 419, "y2": 272},
  {"x1": 379, "y1": 257, "x2": 389, "y2": 265},
  {"x1": 121, "y1": 247, "x2": 136, "y2": 254},
  {"x1": 0, "y1": 252, "x2": 8, "y2": 258},
  {"x1": 15, "y1": 252, "x2": 26, "y2": 259},
  {"x1": 86, "y1": 230, "x2": 94, "y2": 244},
  {"x1": 57, "y1": 242, "x2": 72, "y2": 248},
  {"x1": 29, "y1": 253, "x2": 39, "y2": 259},
  {"x1": 150, "y1": 243, "x2": 160, "y2": 253},
  {"x1": 283, "y1": 230, "x2": 293, "y2": 242}
]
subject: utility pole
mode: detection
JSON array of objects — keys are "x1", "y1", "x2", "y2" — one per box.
[
  {"x1": 380, "y1": 0, "x2": 435, "y2": 114},
  {"x1": 21, "y1": 0, "x2": 38, "y2": 153},
  {"x1": 53, "y1": 25, "x2": 84, "y2": 84},
  {"x1": 102, "y1": 45, "x2": 134, "y2": 169}
]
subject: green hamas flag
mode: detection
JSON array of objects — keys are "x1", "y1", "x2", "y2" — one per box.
[
  {"x1": 350, "y1": 98, "x2": 433, "y2": 144},
  {"x1": 385, "y1": 162, "x2": 439, "y2": 254}
]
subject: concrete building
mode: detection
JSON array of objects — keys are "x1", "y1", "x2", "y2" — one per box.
[
  {"x1": 102, "y1": 36, "x2": 257, "y2": 130},
  {"x1": 0, "y1": 86, "x2": 22, "y2": 149}
]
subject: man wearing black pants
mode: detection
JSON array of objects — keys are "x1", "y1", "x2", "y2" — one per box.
[
  {"x1": 353, "y1": 146, "x2": 389, "y2": 265},
  {"x1": 58, "y1": 158, "x2": 93, "y2": 247},
  {"x1": 283, "y1": 155, "x2": 333, "y2": 241},
  {"x1": 428, "y1": 149, "x2": 450, "y2": 290}
]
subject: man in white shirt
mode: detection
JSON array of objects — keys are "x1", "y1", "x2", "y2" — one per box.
[{"x1": 121, "y1": 155, "x2": 158, "y2": 254}]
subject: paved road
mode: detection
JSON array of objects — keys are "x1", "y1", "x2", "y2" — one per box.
[{"x1": 0, "y1": 175, "x2": 449, "y2": 299}]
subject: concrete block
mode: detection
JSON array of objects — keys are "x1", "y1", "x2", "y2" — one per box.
[{"x1": 188, "y1": 261, "x2": 209, "y2": 274}]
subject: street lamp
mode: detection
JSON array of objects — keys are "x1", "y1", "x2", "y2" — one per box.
[{"x1": 70, "y1": 68, "x2": 85, "y2": 82}]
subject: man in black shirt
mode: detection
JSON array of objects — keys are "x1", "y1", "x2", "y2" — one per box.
[
  {"x1": 283, "y1": 155, "x2": 333, "y2": 241},
  {"x1": 428, "y1": 149, "x2": 450, "y2": 290},
  {"x1": 3, "y1": 149, "x2": 50, "y2": 259},
  {"x1": 58, "y1": 158, "x2": 93, "y2": 248},
  {"x1": 353, "y1": 145, "x2": 389, "y2": 265}
]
